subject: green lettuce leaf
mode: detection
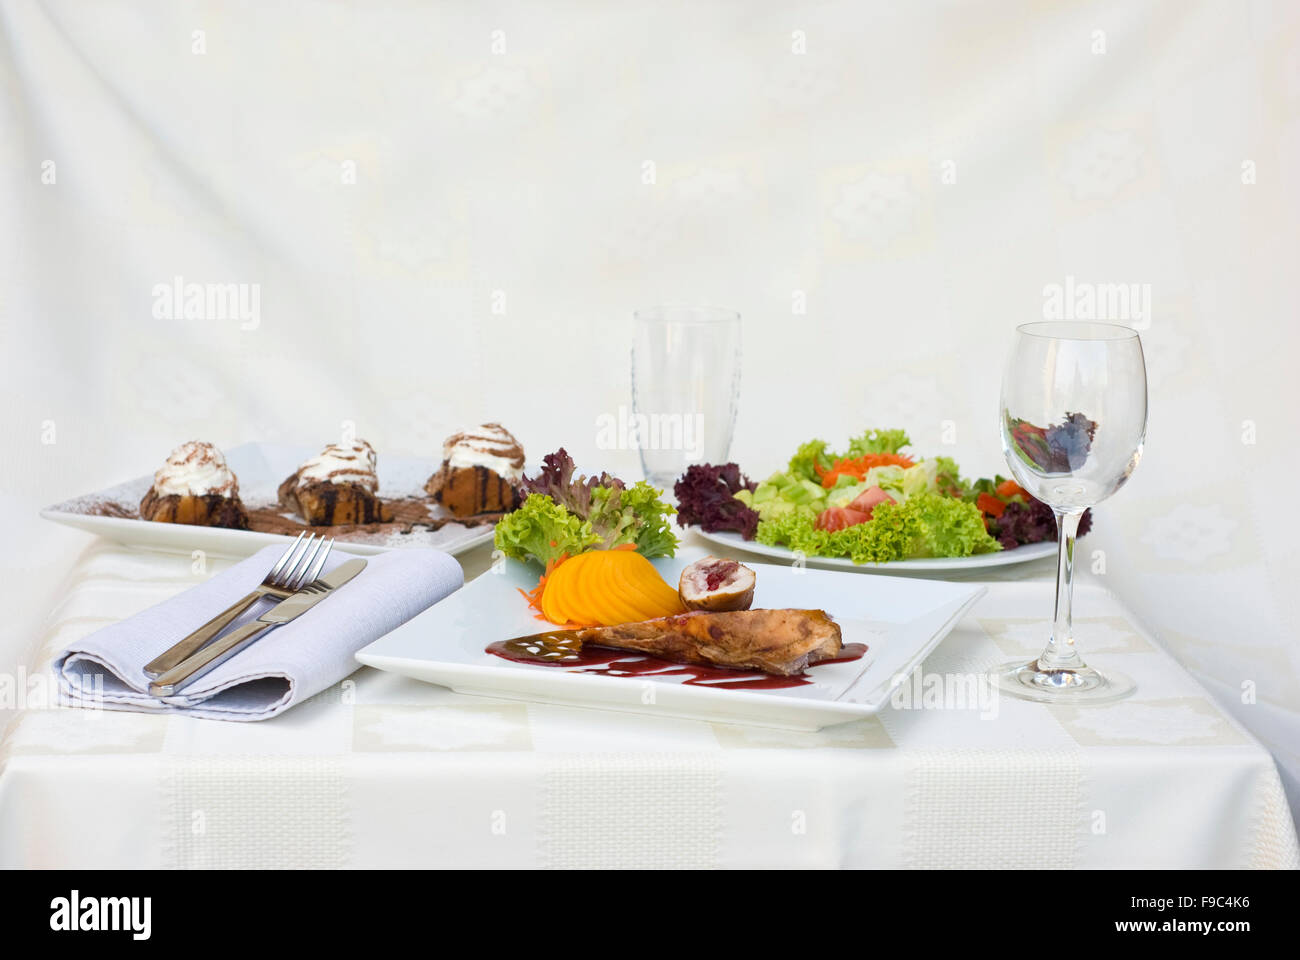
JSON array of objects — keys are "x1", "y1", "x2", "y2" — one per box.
[
  {"x1": 588, "y1": 481, "x2": 679, "y2": 558},
  {"x1": 786, "y1": 439, "x2": 834, "y2": 483},
  {"x1": 933, "y1": 455, "x2": 971, "y2": 498},
  {"x1": 845, "y1": 428, "x2": 911, "y2": 457},
  {"x1": 755, "y1": 492, "x2": 999, "y2": 563},
  {"x1": 901, "y1": 459, "x2": 938, "y2": 498},
  {"x1": 494, "y1": 493, "x2": 601, "y2": 568},
  {"x1": 503, "y1": 449, "x2": 679, "y2": 567},
  {"x1": 898, "y1": 493, "x2": 1001, "y2": 558}
]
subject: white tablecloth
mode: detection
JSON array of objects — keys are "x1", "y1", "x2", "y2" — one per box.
[
  {"x1": 1, "y1": 538, "x2": 1295, "y2": 869},
  {"x1": 5, "y1": 0, "x2": 1300, "y2": 847}
]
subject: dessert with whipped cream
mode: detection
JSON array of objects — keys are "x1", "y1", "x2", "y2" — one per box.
[
  {"x1": 278, "y1": 439, "x2": 392, "y2": 526},
  {"x1": 139, "y1": 441, "x2": 249, "y2": 528},
  {"x1": 425, "y1": 423, "x2": 524, "y2": 517}
]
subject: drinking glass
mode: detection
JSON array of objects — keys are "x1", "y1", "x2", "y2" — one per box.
[
  {"x1": 630, "y1": 305, "x2": 741, "y2": 490},
  {"x1": 993, "y1": 321, "x2": 1147, "y2": 703}
]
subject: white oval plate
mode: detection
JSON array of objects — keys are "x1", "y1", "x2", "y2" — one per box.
[
  {"x1": 689, "y1": 527, "x2": 1057, "y2": 573},
  {"x1": 40, "y1": 442, "x2": 496, "y2": 559}
]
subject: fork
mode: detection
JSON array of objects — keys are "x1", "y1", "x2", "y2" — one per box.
[
  {"x1": 143, "y1": 534, "x2": 332, "y2": 678},
  {"x1": 148, "y1": 544, "x2": 344, "y2": 698}
]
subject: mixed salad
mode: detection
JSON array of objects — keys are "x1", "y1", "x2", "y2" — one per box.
[
  {"x1": 674, "y1": 429, "x2": 1090, "y2": 564},
  {"x1": 494, "y1": 448, "x2": 679, "y2": 570}
]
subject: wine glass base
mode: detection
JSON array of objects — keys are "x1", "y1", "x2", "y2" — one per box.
[{"x1": 990, "y1": 660, "x2": 1136, "y2": 704}]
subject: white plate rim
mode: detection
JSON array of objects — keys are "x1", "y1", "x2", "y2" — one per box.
[
  {"x1": 687, "y1": 526, "x2": 1058, "y2": 571},
  {"x1": 39, "y1": 441, "x2": 498, "y2": 559},
  {"x1": 37, "y1": 507, "x2": 497, "y2": 558}
]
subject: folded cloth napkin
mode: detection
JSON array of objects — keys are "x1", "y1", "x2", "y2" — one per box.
[{"x1": 52, "y1": 545, "x2": 463, "y2": 721}]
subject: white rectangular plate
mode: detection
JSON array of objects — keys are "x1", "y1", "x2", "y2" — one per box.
[
  {"x1": 41, "y1": 442, "x2": 496, "y2": 559},
  {"x1": 356, "y1": 547, "x2": 986, "y2": 730}
]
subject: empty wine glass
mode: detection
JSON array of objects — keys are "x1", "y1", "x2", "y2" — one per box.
[{"x1": 993, "y1": 321, "x2": 1147, "y2": 703}]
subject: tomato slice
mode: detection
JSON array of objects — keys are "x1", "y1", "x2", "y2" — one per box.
[
  {"x1": 846, "y1": 486, "x2": 894, "y2": 519},
  {"x1": 995, "y1": 479, "x2": 1027, "y2": 499},
  {"x1": 815, "y1": 506, "x2": 870, "y2": 532}
]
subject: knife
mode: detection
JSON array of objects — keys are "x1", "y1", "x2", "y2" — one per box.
[{"x1": 148, "y1": 558, "x2": 367, "y2": 698}]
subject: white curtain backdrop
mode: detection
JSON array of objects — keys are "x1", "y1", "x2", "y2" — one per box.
[{"x1": 2, "y1": 1, "x2": 1297, "y2": 819}]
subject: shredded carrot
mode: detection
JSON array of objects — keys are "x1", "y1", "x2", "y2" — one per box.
[
  {"x1": 518, "y1": 553, "x2": 570, "y2": 615},
  {"x1": 820, "y1": 453, "x2": 916, "y2": 488}
]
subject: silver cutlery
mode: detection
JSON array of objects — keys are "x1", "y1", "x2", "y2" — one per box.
[
  {"x1": 144, "y1": 533, "x2": 329, "y2": 678},
  {"x1": 148, "y1": 556, "x2": 367, "y2": 698}
]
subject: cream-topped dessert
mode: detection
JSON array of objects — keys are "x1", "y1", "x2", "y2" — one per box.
[
  {"x1": 153, "y1": 440, "x2": 241, "y2": 497},
  {"x1": 278, "y1": 439, "x2": 390, "y2": 525},
  {"x1": 426, "y1": 423, "x2": 524, "y2": 517},
  {"x1": 441, "y1": 424, "x2": 526, "y2": 482},
  {"x1": 292, "y1": 440, "x2": 379, "y2": 493},
  {"x1": 140, "y1": 441, "x2": 248, "y2": 528}
]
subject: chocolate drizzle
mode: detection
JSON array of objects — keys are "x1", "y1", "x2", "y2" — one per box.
[
  {"x1": 244, "y1": 496, "x2": 502, "y2": 537},
  {"x1": 84, "y1": 494, "x2": 501, "y2": 538},
  {"x1": 139, "y1": 489, "x2": 249, "y2": 528},
  {"x1": 442, "y1": 423, "x2": 525, "y2": 472}
]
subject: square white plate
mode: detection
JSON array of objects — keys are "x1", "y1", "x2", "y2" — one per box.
[
  {"x1": 40, "y1": 442, "x2": 496, "y2": 559},
  {"x1": 355, "y1": 547, "x2": 986, "y2": 730}
]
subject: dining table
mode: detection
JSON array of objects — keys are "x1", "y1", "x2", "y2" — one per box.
[{"x1": 1, "y1": 533, "x2": 1296, "y2": 870}]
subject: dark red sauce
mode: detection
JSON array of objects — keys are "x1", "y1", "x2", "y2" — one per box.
[{"x1": 486, "y1": 632, "x2": 867, "y2": 692}]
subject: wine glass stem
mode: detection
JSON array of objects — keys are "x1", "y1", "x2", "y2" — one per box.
[{"x1": 1041, "y1": 509, "x2": 1085, "y2": 673}]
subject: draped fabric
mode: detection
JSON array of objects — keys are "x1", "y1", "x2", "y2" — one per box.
[
  {"x1": 2, "y1": 1, "x2": 1297, "y2": 825},
  {"x1": 1, "y1": 542, "x2": 1296, "y2": 868}
]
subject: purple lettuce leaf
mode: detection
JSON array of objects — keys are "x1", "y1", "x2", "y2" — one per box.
[{"x1": 674, "y1": 463, "x2": 761, "y2": 540}]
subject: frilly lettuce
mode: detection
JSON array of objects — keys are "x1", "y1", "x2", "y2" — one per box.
[
  {"x1": 755, "y1": 492, "x2": 1000, "y2": 563},
  {"x1": 495, "y1": 450, "x2": 679, "y2": 568},
  {"x1": 494, "y1": 493, "x2": 601, "y2": 568},
  {"x1": 933, "y1": 455, "x2": 971, "y2": 498},
  {"x1": 845, "y1": 428, "x2": 911, "y2": 458},
  {"x1": 786, "y1": 440, "x2": 833, "y2": 484},
  {"x1": 590, "y1": 481, "x2": 679, "y2": 557},
  {"x1": 903, "y1": 493, "x2": 1001, "y2": 558}
]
